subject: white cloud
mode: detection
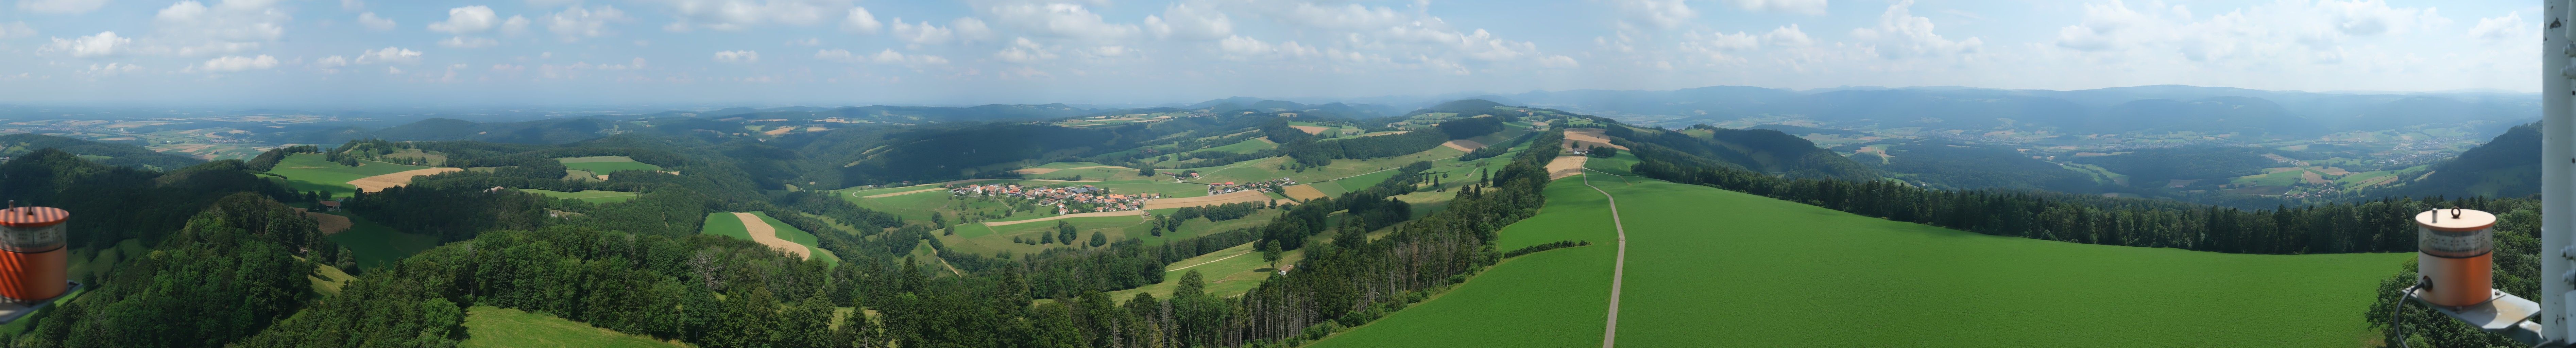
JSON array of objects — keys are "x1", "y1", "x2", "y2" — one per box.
[
  {"x1": 818, "y1": 48, "x2": 945, "y2": 65},
  {"x1": 842, "y1": 7, "x2": 881, "y2": 34},
  {"x1": 995, "y1": 37, "x2": 1058, "y2": 63},
  {"x1": 714, "y1": 50, "x2": 760, "y2": 63},
  {"x1": 387, "y1": 66, "x2": 402, "y2": 75},
  {"x1": 440, "y1": 36, "x2": 499, "y2": 48},
  {"x1": 502, "y1": 15, "x2": 531, "y2": 36},
  {"x1": 1145, "y1": 1, "x2": 1231, "y2": 40},
  {"x1": 657, "y1": 0, "x2": 845, "y2": 32},
  {"x1": 984, "y1": 3, "x2": 1138, "y2": 42},
  {"x1": 358, "y1": 12, "x2": 397, "y2": 31},
  {"x1": 315, "y1": 55, "x2": 348, "y2": 73},
  {"x1": 1763, "y1": 24, "x2": 1814, "y2": 47},
  {"x1": 2470, "y1": 11, "x2": 2534, "y2": 43},
  {"x1": 85, "y1": 63, "x2": 143, "y2": 76},
  {"x1": 152, "y1": 0, "x2": 291, "y2": 56},
  {"x1": 1216, "y1": 35, "x2": 1318, "y2": 60},
  {"x1": 0, "y1": 21, "x2": 34, "y2": 39},
  {"x1": 197, "y1": 54, "x2": 278, "y2": 72},
  {"x1": 1609, "y1": 0, "x2": 1697, "y2": 29},
  {"x1": 889, "y1": 18, "x2": 988, "y2": 44},
  {"x1": 1850, "y1": 0, "x2": 1980, "y2": 59},
  {"x1": 1726, "y1": 0, "x2": 1828, "y2": 15},
  {"x1": 18, "y1": 0, "x2": 108, "y2": 14},
  {"x1": 340, "y1": 0, "x2": 361, "y2": 10},
  {"x1": 429, "y1": 6, "x2": 502, "y2": 34},
  {"x1": 45, "y1": 31, "x2": 131, "y2": 58},
  {"x1": 546, "y1": 5, "x2": 629, "y2": 42},
  {"x1": 356, "y1": 47, "x2": 421, "y2": 64}
]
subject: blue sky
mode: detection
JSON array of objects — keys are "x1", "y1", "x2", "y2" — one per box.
[{"x1": 0, "y1": 0, "x2": 2540, "y2": 107}]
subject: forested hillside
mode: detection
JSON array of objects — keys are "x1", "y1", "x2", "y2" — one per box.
[{"x1": 2395, "y1": 122, "x2": 2539, "y2": 198}]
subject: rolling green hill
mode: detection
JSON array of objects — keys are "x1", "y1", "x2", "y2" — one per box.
[
  {"x1": 2399, "y1": 122, "x2": 2537, "y2": 198},
  {"x1": 0, "y1": 133, "x2": 204, "y2": 170},
  {"x1": 264, "y1": 153, "x2": 436, "y2": 198},
  {"x1": 1321, "y1": 174, "x2": 2406, "y2": 347}
]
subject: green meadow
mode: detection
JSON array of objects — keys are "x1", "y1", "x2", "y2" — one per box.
[
  {"x1": 265, "y1": 153, "x2": 433, "y2": 198},
  {"x1": 1323, "y1": 174, "x2": 2408, "y2": 347},
  {"x1": 460, "y1": 306, "x2": 685, "y2": 348},
  {"x1": 323, "y1": 212, "x2": 441, "y2": 269},
  {"x1": 557, "y1": 156, "x2": 663, "y2": 174},
  {"x1": 700, "y1": 212, "x2": 838, "y2": 265},
  {"x1": 1309, "y1": 177, "x2": 1618, "y2": 348}
]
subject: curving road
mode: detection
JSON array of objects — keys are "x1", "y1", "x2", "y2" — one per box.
[{"x1": 1580, "y1": 169, "x2": 1629, "y2": 348}]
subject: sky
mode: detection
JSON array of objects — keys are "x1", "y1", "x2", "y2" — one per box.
[{"x1": 0, "y1": 0, "x2": 2544, "y2": 107}]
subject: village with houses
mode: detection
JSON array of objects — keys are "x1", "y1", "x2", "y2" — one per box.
[
  {"x1": 1203, "y1": 177, "x2": 1297, "y2": 196},
  {"x1": 949, "y1": 182, "x2": 1159, "y2": 215}
]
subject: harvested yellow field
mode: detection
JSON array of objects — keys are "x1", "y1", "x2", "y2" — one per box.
[
  {"x1": 348, "y1": 168, "x2": 464, "y2": 192},
  {"x1": 1280, "y1": 184, "x2": 1329, "y2": 200}
]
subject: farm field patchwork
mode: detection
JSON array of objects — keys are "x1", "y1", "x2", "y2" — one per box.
[
  {"x1": 1105, "y1": 240, "x2": 1307, "y2": 302},
  {"x1": 459, "y1": 306, "x2": 685, "y2": 348}
]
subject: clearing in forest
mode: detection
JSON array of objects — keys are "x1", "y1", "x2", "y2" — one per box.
[
  {"x1": 266, "y1": 153, "x2": 436, "y2": 198},
  {"x1": 460, "y1": 306, "x2": 686, "y2": 348},
  {"x1": 348, "y1": 168, "x2": 464, "y2": 192},
  {"x1": 556, "y1": 156, "x2": 663, "y2": 174},
  {"x1": 1143, "y1": 190, "x2": 1269, "y2": 210},
  {"x1": 518, "y1": 189, "x2": 641, "y2": 204},
  {"x1": 1290, "y1": 125, "x2": 1332, "y2": 135},
  {"x1": 701, "y1": 212, "x2": 834, "y2": 263}
]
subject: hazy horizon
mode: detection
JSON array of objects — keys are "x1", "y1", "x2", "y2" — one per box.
[{"x1": 0, "y1": 0, "x2": 2541, "y2": 106}]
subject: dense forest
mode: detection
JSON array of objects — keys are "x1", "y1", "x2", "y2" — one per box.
[{"x1": 0, "y1": 134, "x2": 203, "y2": 170}]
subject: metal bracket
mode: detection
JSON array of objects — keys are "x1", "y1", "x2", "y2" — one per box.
[
  {"x1": 2410, "y1": 287, "x2": 2547, "y2": 346},
  {"x1": 0, "y1": 281, "x2": 81, "y2": 325}
]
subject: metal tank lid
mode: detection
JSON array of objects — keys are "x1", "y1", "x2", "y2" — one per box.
[
  {"x1": 0, "y1": 207, "x2": 67, "y2": 229},
  {"x1": 2415, "y1": 208, "x2": 2496, "y2": 232}
]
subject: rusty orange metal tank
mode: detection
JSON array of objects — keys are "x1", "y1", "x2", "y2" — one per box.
[
  {"x1": 0, "y1": 206, "x2": 67, "y2": 303},
  {"x1": 2417, "y1": 208, "x2": 2497, "y2": 307}
]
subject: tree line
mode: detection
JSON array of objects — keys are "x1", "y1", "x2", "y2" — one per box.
[{"x1": 1629, "y1": 142, "x2": 2496, "y2": 255}]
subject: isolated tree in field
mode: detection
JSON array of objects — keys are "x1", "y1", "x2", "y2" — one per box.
[
  {"x1": 1261, "y1": 240, "x2": 1282, "y2": 268},
  {"x1": 1089, "y1": 231, "x2": 1107, "y2": 247},
  {"x1": 1041, "y1": 231, "x2": 1056, "y2": 244},
  {"x1": 1140, "y1": 167, "x2": 1157, "y2": 176},
  {"x1": 932, "y1": 213, "x2": 946, "y2": 229},
  {"x1": 1057, "y1": 220, "x2": 1078, "y2": 244}
]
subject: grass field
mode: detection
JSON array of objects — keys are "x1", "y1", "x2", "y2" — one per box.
[
  {"x1": 460, "y1": 306, "x2": 685, "y2": 348},
  {"x1": 1325, "y1": 174, "x2": 2410, "y2": 347},
  {"x1": 557, "y1": 156, "x2": 662, "y2": 174},
  {"x1": 518, "y1": 189, "x2": 641, "y2": 204},
  {"x1": 324, "y1": 212, "x2": 442, "y2": 269},
  {"x1": 701, "y1": 212, "x2": 839, "y2": 265},
  {"x1": 266, "y1": 153, "x2": 434, "y2": 198},
  {"x1": 1309, "y1": 177, "x2": 1617, "y2": 348},
  {"x1": 1105, "y1": 241, "x2": 1307, "y2": 301}
]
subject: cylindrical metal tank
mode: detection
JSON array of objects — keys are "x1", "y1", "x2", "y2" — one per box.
[
  {"x1": 2417, "y1": 208, "x2": 2497, "y2": 307},
  {"x1": 0, "y1": 206, "x2": 67, "y2": 304}
]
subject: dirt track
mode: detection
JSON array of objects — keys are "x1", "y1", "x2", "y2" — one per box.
[
  {"x1": 1015, "y1": 166, "x2": 1130, "y2": 175},
  {"x1": 864, "y1": 188, "x2": 947, "y2": 198},
  {"x1": 981, "y1": 210, "x2": 1145, "y2": 227},
  {"x1": 1442, "y1": 139, "x2": 1487, "y2": 152},
  {"x1": 732, "y1": 212, "x2": 812, "y2": 260},
  {"x1": 348, "y1": 168, "x2": 464, "y2": 192},
  {"x1": 1143, "y1": 190, "x2": 1269, "y2": 210}
]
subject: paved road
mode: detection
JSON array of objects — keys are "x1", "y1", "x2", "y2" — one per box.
[{"x1": 1579, "y1": 170, "x2": 1629, "y2": 348}]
